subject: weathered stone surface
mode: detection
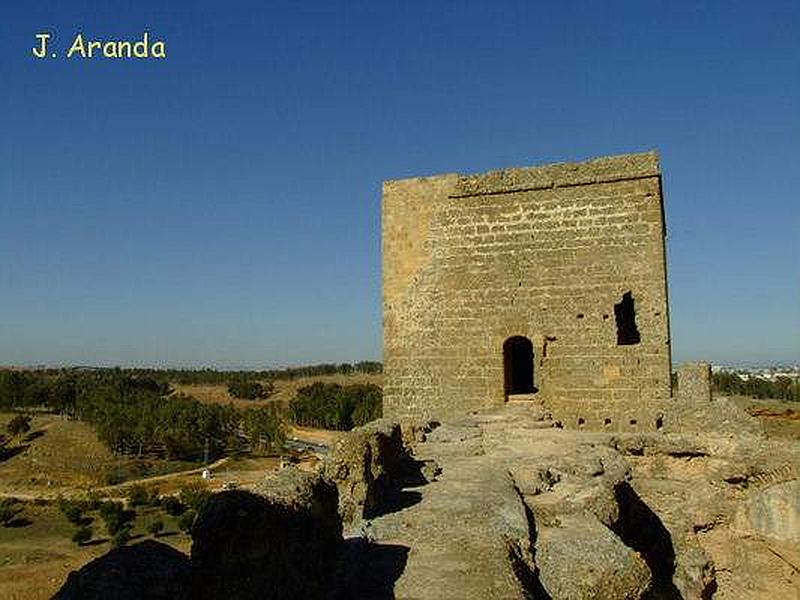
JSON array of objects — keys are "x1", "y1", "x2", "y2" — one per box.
[
  {"x1": 53, "y1": 540, "x2": 191, "y2": 600},
  {"x1": 620, "y1": 431, "x2": 800, "y2": 599},
  {"x1": 733, "y1": 480, "x2": 800, "y2": 543},
  {"x1": 345, "y1": 412, "x2": 658, "y2": 599},
  {"x1": 365, "y1": 454, "x2": 538, "y2": 600},
  {"x1": 323, "y1": 418, "x2": 410, "y2": 523},
  {"x1": 191, "y1": 468, "x2": 341, "y2": 600},
  {"x1": 677, "y1": 361, "x2": 712, "y2": 402},
  {"x1": 536, "y1": 514, "x2": 651, "y2": 600}
]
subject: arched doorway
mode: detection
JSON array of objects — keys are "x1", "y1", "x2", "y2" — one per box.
[{"x1": 504, "y1": 336, "x2": 536, "y2": 396}]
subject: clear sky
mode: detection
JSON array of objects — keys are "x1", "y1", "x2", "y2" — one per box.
[{"x1": 1, "y1": 1, "x2": 798, "y2": 368}]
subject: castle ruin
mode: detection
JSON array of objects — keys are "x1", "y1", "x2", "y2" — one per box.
[{"x1": 382, "y1": 151, "x2": 675, "y2": 430}]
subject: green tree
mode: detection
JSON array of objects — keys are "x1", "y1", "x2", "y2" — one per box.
[
  {"x1": 178, "y1": 483, "x2": 212, "y2": 512},
  {"x1": 148, "y1": 519, "x2": 164, "y2": 537},
  {"x1": 111, "y1": 525, "x2": 132, "y2": 548},
  {"x1": 99, "y1": 501, "x2": 133, "y2": 536},
  {"x1": 243, "y1": 406, "x2": 285, "y2": 453},
  {"x1": 72, "y1": 525, "x2": 93, "y2": 546},
  {"x1": 6, "y1": 414, "x2": 31, "y2": 438},
  {"x1": 177, "y1": 509, "x2": 196, "y2": 533},
  {"x1": 0, "y1": 498, "x2": 22, "y2": 526}
]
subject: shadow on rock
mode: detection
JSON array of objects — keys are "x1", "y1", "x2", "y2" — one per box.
[
  {"x1": 612, "y1": 482, "x2": 682, "y2": 599},
  {"x1": 191, "y1": 473, "x2": 342, "y2": 600},
  {"x1": 365, "y1": 489, "x2": 423, "y2": 519},
  {"x1": 336, "y1": 538, "x2": 409, "y2": 599},
  {"x1": 53, "y1": 540, "x2": 192, "y2": 600}
]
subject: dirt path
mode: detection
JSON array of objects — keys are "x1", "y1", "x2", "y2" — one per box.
[
  {"x1": 0, "y1": 456, "x2": 232, "y2": 501},
  {"x1": 95, "y1": 456, "x2": 231, "y2": 493}
]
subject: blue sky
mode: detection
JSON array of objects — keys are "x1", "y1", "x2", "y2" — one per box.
[{"x1": 1, "y1": 1, "x2": 797, "y2": 367}]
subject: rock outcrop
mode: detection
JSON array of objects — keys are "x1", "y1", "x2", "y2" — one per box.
[
  {"x1": 53, "y1": 540, "x2": 191, "y2": 600},
  {"x1": 54, "y1": 403, "x2": 799, "y2": 600},
  {"x1": 323, "y1": 418, "x2": 412, "y2": 523},
  {"x1": 191, "y1": 468, "x2": 341, "y2": 600},
  {"x1": 335, "y1": 404, "x2": 799, "y2": 599}
]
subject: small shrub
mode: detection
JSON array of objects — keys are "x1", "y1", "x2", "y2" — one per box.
[
  {"x1": 148, "y1": 519, "x2": 164, "y2": 537},
  {"x1": 6, "y1": 414, "x2": 31, "y2": 437},
  {"x1": 61, "y1": 502, "x2": 84, "y2": 526},
  {"x1": 178, "y1": 483, "x2": 211, "y2": 512},
  {"x1": 126, "y1": 484, "x2": 149, "y2": 507},
  {"x1": 99, "y1": 501, "x2": 133, "y2": 536},
  {"x1": 83, "y1": 490, "x2": 102, "y2": 511},
  {"x1": 111, "y1": 525, "x2": 132, "y2": 548},
  {"x1": 162, "y1": 496, "x2": 185, "y2": 516},
  {"x1": 228, "y1": 379, "x2": 274, "y2": 400},
  {"x1": 177, "y1": 509, "x2": 196, "y2": 533},
  {"x1": 147, "y1": 489, "x2": 162, "y2": 507},
  {"x1": 0, "y1": 498, "x2": 22, "y2": 526},
  {"x1": 72, "y1": 525, "x2": 92, "y2": 546}
]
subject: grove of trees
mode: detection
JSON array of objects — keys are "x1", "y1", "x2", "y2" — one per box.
[
  {"x1": 0, "y1": 370, "x2": 281, "y2": 461},
  {"x1": 712, "y1": 372, "x2": 799, "y2": 401},
  {"x1": 228, "y1": 378, "x2": 274, "y2": 400},
  {"x1": 289, "y1": 382, "x2": 382, "y2": 430},
  {"x1": 0, "y1": 363, "x2": 384, "y2": 461}
]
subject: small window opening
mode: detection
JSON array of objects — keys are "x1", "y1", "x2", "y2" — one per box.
[
  {"x1": 576, "y1": 313, "x2": 584, "y2": 319},
  {"x1": 629, "y1": 419, "x2": 637, "y2": 425},
  {"x1": 655, "y1": 416, "x2": 664, "y2": 430},
  {"x1": 614, "y1": 292, "x2": 641, "y2": 345},
  {"x1": 577, "y1": 417, "x2": 585, "y2": 426},
  {"x1": 603, "y1": 418, "x2": 612, "y2": 426}
]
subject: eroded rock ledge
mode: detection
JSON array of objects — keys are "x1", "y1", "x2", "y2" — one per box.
[{"x1": 324, "y1": 404, "x2": 799, "y2": 599}]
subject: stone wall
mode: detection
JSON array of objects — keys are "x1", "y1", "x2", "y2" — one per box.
[
  {"x1": 383, "y1": 152, "x2": 671, "y2": 420},
  {"x1": 677, "y1": 362, "x2": 712, "y2": 402}
]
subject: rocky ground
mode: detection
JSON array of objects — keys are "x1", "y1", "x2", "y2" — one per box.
[
  {"x1": 331, "y1": 404, "x2": 799, "y2": 599},
  {"x1": 55, "y1": 402, "x2": 799, "y2": 599}
]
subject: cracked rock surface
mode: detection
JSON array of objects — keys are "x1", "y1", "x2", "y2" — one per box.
[{"x1": 331, "y1": 402, "x2": 800, "y2": 599}]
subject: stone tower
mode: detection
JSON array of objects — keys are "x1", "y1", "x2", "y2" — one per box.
[{"x1": 382, "y1": 151, "x2": 672, "y2": 427}]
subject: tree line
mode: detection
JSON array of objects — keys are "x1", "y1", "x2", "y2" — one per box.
[
  {"x1": 712, "y1": 372, "x2": 799, "y2": 401},
  {"x1": 22, "y1": 361, "x2": 382, "y2": 386}
]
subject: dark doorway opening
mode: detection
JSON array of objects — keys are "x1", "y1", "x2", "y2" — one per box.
[
  {"x1": 614, "y1": 292, "x2": 641, "y2": 345},
  {"x1": 504, "y1": 336, "x2": 536, "y2": 396}
]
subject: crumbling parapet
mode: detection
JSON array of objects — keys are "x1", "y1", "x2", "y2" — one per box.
[{"x1": 677, "y1": 362, "x2": 712, "y2": 402}]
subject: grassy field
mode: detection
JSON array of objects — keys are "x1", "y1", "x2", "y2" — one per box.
[
  {"x1": 172, "y1": 372, "x2": 383, "y2": 409},
  {"x1": 0, "y1": 414, "x2": 286, "y2": 600},
  {"x1": 729, "y1": 395, "x2": 800, "y2": 440},
  {"x1": 0, "y1": 371, "x2": 351, "y2": 600},
  {"x1": 0, "y1": 414, "x2": 116, "y2": 497},
  {"x1": 0, "y1": 414, "x2": 202, "y2": 499},
  {"x1": 0, "y1": 500, "x2": 192, "y2": 600}
]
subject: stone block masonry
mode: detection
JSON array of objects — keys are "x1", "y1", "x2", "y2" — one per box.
[
  {"x1": 677, "y1": 362, "x2": 712, "y2": 402},
  {"x1": 383, "y1": 151, "x2": 672, "y2": 422}
]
